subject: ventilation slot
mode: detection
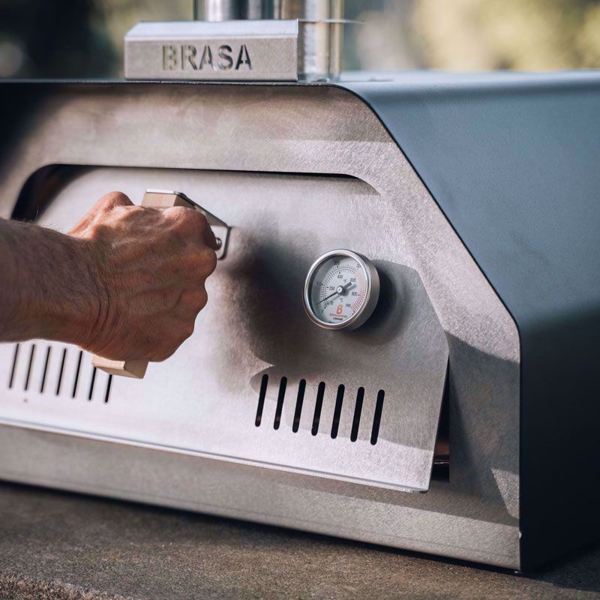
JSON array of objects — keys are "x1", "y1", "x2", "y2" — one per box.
[
  {"x1": 311, "y1": 382, "x2": 326, "y2": 436},
  {"x1": 330, "y1": 384, "x2": 345, "y2": 439},
  {"x1": 8, "y1": 344, "x2": 19, "y2": 389},
  {"x1": 55, "y1": 348, "x2": 68, "y2": 396},
  {"x1": 71, "y1": 350, "x2": 83, "y2": 398},
  {"x1": 24, "y1": 344, "x2": 36, "y2": 392},
  {"x1": 104, "y1": 374, "x2": 113, "y2": 404},
  {"x1": 88, "y1": 367, "x2": 97, "y2": 401},
  {"x1": 253, "y1": 377, "x2": 386, "y2": 445},
  {"x1": 292, "y1": 379, "x2": 306, "y2": 433},
  {"x1": 5, "y1": 343, "x2": 114, "y2": 405},
  {"x1": 273, "y1": 377, "x2": 287, "y2": 430},
  {"x1": 40, "y1": 346, "x2": 51, "y2": 394},
  {"x1": 350, "y1": 387, "x2": 365, "y2": 442},
  {"x1": 370, "y1": 390, "x2": 385, "y2": 445},
  {"x1": 255, "y1": 373, "x2": 268, "y2": 427}
]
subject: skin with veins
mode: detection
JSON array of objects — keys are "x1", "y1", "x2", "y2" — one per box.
[{"x1": 0, "y1": 192, "x2": 219, "y2": 363}]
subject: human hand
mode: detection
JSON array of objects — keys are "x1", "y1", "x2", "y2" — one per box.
[{"x1": 70, "y1": 191, "x2": 218, "y2": 362}]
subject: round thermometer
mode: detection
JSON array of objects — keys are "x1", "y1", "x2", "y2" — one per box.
[{"x1": 303, "y1": 249, "x2": 380, "y2": 330}]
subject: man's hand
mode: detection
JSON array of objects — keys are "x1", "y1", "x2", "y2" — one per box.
[{"x1": 0, "y1": 192, "x2": 218, "y2": 362}]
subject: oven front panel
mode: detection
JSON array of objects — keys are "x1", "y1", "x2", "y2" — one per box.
[
  {"x1": 0, "y1": 83, "x2": 522, "y2": 568},
  {"x1": 0, "y1": 166, "x2": 448, "y2": 492}
]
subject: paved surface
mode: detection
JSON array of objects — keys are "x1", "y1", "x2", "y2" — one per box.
[{"x1": 1, "y1": 482, "x2": 600, "y2": 599}]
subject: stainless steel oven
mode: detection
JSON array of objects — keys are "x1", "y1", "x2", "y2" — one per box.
[{"x1": 1, "y1": 0, "x2": 599, "y2": 572}]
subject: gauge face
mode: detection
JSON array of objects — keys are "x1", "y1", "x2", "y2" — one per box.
[{"x1": 304, "y1": 250, "x2": 380, "y2": 330}]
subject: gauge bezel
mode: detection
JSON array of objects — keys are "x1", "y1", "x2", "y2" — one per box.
[{"x1": 303, "y1": 249, "x2": 380, "y2": 331}]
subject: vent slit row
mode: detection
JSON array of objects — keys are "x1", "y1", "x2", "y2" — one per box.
[
  {"x1": 311, "y1": 382, "x2": 326, "y2": 436},
  {"x1": 350, "y1": 387, "x2": 365, "y2": 442},
  {"x1": 255, "y1": 374, "x2": 268, "y2": 426},
  {"x1": 273, "y1": 377, "x2": 287, "y2": 430},
  {"x1": 104, "y1": 374, "x2": 113, "y2": 404},
  {"x1": 331, "y1": 384, "x2": 345, "y2": 439},
  {"x1": 71, "y1": 350, "x2": 83, "y2": 398},
  {"x1": 8, "y1": 344, "x2": 19, "y2": 389},
  {"x1": 39, "y1": 346, "x2": 51, "y2": 394},
  {"x1": 370, "y1": 390, "x2": 385, "y2": 445},
  {"x1": 24, "y1": 344, "x2": 36, "y2": 392},
  {"x1": 55, "y1": 349, "x2": 67, "y2": 396},
  {"x1": 292, "y1": 379, "x2": 306, "y2": 433},
  {"x1": 88, "y1": 367, "x2": 97, "y2": 401}
]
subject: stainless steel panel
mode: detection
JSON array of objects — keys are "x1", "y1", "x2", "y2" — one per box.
[
  {"x1": 125, "y1": 21, "x2": 299, "y2": 81},
  {"x1": 0, "y1": 425, "x2": 520, "y2": 569},
  {"x1": 0, "y1": 83, "x2": 521, "y2": 567},
  {"x1": 0, "y1": 167, "x2": 448, "y2": 493}
]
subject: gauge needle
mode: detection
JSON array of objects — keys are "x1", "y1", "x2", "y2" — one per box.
[{"x1": 317, "y1": 282, "x2": 354, "y2": 305}]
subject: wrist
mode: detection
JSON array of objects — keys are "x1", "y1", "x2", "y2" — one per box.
[
  {"x1": 62, "y1": 237, "x2": 110, "y2": 350},
  {"x1": 0, "y1": 219, "x2": 110, "y2": 347},
  {"x1": 30, "y1": 231, "x2": 109, "y2": 349}
]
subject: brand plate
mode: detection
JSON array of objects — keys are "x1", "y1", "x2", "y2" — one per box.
[{"x1": 125, "y1": 20, "x2": 299, "y2": 82}]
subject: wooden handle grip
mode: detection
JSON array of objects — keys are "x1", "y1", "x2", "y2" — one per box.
[{"x1": 92, "y1": 191, "x2": 195, "y2": 380}]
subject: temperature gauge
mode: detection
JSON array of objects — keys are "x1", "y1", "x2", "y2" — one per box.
[{"x1": 303, "y1": 249, "x2": 380, "y2": 330}]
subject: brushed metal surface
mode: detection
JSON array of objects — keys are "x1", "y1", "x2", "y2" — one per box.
[
  {"x1": 0, "y1": 167, "x2": 449, "y2": 492},
  {"x1": 125, "y1": 21, "x2": 299, "y2": 81},
  {"x1": 192, "y1": 0, "x2": 345, "y2": 78},
  {"x1": 196, "y1": 0, "x2": 247, "y2": 20},
  {"x1": 0, "y1": 83, "x2": 521, "y2": 567},
  {"x1": 278, "y1": 0, "x2": 344, "y2": 78},
  {"x1": 0, "y1": 426, "x2": 520, "y2": 569}
]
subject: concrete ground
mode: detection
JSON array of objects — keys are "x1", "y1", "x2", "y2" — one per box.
[{"x1": 1, "y1": 482, "x2": 600, "y2": 600}]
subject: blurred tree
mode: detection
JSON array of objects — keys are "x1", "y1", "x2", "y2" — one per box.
[
  {"x1": 1, "y1": 0, "x2": 599, "y2": 77},
  {"x1": 0, "y1": 0, "x2": 115, "y2": 77},
  {"x1": 0, "y1": 0, "x2": 191, "y2": 78},
  {"x1": 414, "y1": 0, "x2": 600, "y2": 70},
  {"x1": 350, "y1": 0, "x2": 427, "y2": 70},
  {"x1": 97, "y1": 0, "x2": 191, "y2": 75}
]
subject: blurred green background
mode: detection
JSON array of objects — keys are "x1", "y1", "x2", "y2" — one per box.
[{"x1": 1, "y1": 0, "x2": 599, "y2": 78}]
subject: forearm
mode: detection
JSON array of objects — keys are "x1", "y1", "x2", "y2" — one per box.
[
  {"x1": 0, "y1": 218, "x2": 105, "y2": 346},
  {"x1": 0, "y1": 191, "x2": 216, "y2": 362}
]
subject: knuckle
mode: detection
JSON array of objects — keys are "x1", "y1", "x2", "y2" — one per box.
[
  {"x1": 84, "y1": 222, "x2": 108, "y2": 241},
  {"x1": 99, "y1": 191, "x2": 131, "y2": 211},
  {"x1": 166, "y1": 206, "x2": 189, "y2": 221},
  {"x1": 166, "y1": 207, "x2": 194, "y2": 230},
  {"x1": 152, "y1": 348, "x2": 176, "y2": 363},
  {"x1": 188, "y1": 209, "x2": 210, "y2": 230},
  {"x1": 181, "y1": 290, "x2": 208, "y2": 314},
  {"x1": 178, "y1": 249, "x2": 217, "y2": 278},
  {"x1": 166, "y1": 208, "x2": 209, "y2": 237},
  {"x1": 197, "y1": 290, "x2": 209, "y2": 311},
  {"x1": 181, "y1": 322, "x2": 195, "y2": 340},
  {"x1": 123, "y1": 205, "x2": 145, "y2": 218},
  {"x1": 197, "y1": 248, "x2": 217, "y2": 275},
  {"x1": 148, "y1": 335, "x2": 178, "y2": 362},
  {"x1": 160, "y1": 288, "x2": 180, "y2": 309}
]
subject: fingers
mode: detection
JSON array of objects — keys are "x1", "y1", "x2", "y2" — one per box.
[
  {"x1": 179, "y1": 289, "x2": 209, "y2": 317},
  {"x1": 68, "y1": 191, "x2": 133, "y2": 236},
  {"x1": 99, "y1": 191, "x2": 134, "y2": 210},
  {"x1": 78, "y1": 191, "x2": 220, "y2": 367},
  {"x1": 201, "y1": 219, "x2": 219, "y2": 250},
  {"x1": 164, "y1": 206, "x2": 220, "y2": 251}
]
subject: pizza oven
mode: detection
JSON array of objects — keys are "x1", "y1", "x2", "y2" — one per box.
[{"x1": 0, "y1": 0, "x2": 599, "y2": 572}]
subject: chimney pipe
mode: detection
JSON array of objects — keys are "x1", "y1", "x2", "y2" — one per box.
[{"x1": 194, "y1": 0, "x2": 345, "y2": 79}]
